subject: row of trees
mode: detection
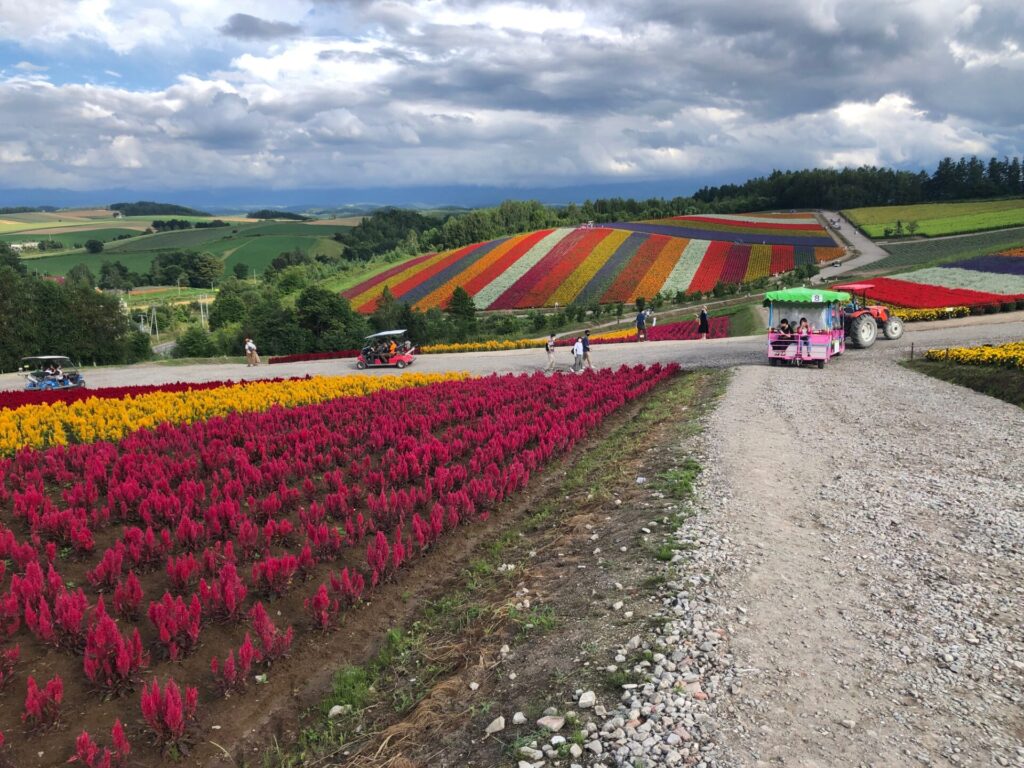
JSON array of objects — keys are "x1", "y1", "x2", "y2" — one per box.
[
  {"x1": 694, "y1": 155, "x2": 1024, "y2": 211},
  {"x1": 0, "y1": 245, "x2": 150, "y2": 371},
  {"x1": 78, "y1": 251, "x2": 226, "y2": 291},
  {"x1": 186, "y1": 280, "x2": 492, "y2": 359}
]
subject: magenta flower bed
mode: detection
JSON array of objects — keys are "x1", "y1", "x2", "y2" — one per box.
[
  {"x1": 268, "y1": 350, "x2": 360, "y2": 365},
  {"x1": 0, "y1": 365, "x2": 677, "y2": 765},
  {"x1": 557, "y1": 317, "x2": 730, "y2": 345}
]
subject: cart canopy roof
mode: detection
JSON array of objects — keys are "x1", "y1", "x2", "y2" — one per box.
[
  {"x1": 364, "y1": 329, "x2": 406, "y2": 339},
  {"x1": 21, "y1": 355, "x2": 74, "y2": 364},
  {"x1": 763, "y1": 287, "x2": 850, "y2": 306}
]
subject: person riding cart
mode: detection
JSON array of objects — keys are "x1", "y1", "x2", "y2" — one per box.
[
  {"x1": 764, "y1": 288, "x2": 850, "y2": 369},
  {"x1": 20, "y1": 355, "x2": 87, "y2": 390},
  {"x1": 356, "y1": 330, "x2": 417, "y2": 369}
]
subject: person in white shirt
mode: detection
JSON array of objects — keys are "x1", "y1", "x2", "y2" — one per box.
[
  {"x1": 571, "y1": 337, "x2": 584, "y2": 373},
  {"x1": 244, "y1": 338, "x2": 258, "y2": 366}
]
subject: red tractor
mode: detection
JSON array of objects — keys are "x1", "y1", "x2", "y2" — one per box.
[{"x1": 832, "y1": 283, "x2": 904, "y2": 348}]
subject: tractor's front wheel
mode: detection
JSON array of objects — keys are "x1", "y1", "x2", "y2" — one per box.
[
  {"x1": 849, "y1": 314, "x2": 877, "y2": 348},
  {"x1": 883, "y1": 317, "x2": 905, "y2": 340}
]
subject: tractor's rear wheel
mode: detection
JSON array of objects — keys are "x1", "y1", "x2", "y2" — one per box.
[
  {"x1": 883, "y1": 316, "x2": 905, "y2": 340},
  {"x1": 817, "y1": 359, "x2": 825, "y2": 369},
  {"x1": 849, "y1": 314, "x2": 877, "y2": 348}
]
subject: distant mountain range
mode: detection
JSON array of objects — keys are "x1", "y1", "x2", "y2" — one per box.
[{"x1": 0, "y1": 176, "x2": 740, "y2": 214}]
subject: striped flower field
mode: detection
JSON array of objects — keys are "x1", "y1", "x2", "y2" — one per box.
[
  {"x1": 843, "y1": 247, "x2": 1024, "y2": 309},
  {"x1": 343, "y1": 214, "x2": 844, "y2": 312}
]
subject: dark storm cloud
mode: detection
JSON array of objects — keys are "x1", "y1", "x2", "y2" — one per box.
[
  {"x1": 2, "y1": 0, "x2": 1023, "y2": 191},
  {"x1": 219, "y1": 13, "x2": 302, "y2": 40}
]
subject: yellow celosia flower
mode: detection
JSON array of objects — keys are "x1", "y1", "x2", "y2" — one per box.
[
  {"x1": 0, "y1": 373, "x2": 468, "y2": 455},
  {"x1": 925, "y1": 340, "x2": 1024, "y2": 369}
]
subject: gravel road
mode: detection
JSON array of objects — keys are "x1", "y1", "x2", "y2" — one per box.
[
  {"x1": 681, "y1": 359, "x2": 1023, "y2": 767},
  {"x1": 2, "y1": 313, "x2": 1022, "y2": 392},
  {"x1": 815, "y1": 210, "x2": 892, "y2": 283}
]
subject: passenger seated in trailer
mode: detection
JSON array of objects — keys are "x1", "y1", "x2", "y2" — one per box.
[
  {"x1": 797, "y1": 318, "x2": 812, "y2": 356},
  {"x1": 772, "y1": 319, "x2": 793, "y2": 351}
]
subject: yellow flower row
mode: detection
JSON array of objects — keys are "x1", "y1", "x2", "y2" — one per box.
[
  {"x1": 592, "y1": 327, "x2": 637, "y2": 341},
  {"x1": 888, "y1": 305, "x2": 970, "y2": 322},
  {"x1": 0, "y1": 373, "x2": 468, "y2": 455},
  {"x1": 419, "y1": 339, "x2": 546, "y2": 354},
  {"x1": 925, "y1": 341, "x2": 1024, "y2": 369}
]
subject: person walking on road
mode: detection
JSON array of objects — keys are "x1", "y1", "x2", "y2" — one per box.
[
  {"x1": 635, "y1": 308, "x2": 647, "y2": 341},
  {"x1": 698, "y1": 305, "x2": 709, "y2": 340},
  {"x1": 571, "y1": 337, "x2": 584, "y2": 373},
  {"x1": 582, "y1": 329, "x2": 593, "y2": 370},
  {"x1": 544, "y1": 333, "x2": 557, "y2": 372},
  {"x1": 244, "y1": 337, "x2": 259, "y2": 366}
]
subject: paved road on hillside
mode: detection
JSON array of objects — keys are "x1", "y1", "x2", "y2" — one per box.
[
  {"x1": 2, "y1": 312, "x2": 1021, "y2": 392},
  {"x1": 814, "y1": 209, "x2": 891, "y2": 283}
]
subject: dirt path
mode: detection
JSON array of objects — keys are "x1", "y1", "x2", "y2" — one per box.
[{"x1": 703, "y1": 361, "x2": 1023, "y2": 767}]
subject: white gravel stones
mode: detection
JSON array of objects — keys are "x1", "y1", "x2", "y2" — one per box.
[
  {"x1": 578, "y1": 690, "x2": 596, "y2": 709},
  {"x1": 536, "y1": 715, "x2": 565, "y2": 732},
  {"x1": 512, "y1": 711, "x2": 527, "y2": 725},
  {"x1": 518, "y1": 746, "x2": 543, "y2": 761},
  {"x1": 484, "y1": 715, "x2": 505, "y2": 735}
]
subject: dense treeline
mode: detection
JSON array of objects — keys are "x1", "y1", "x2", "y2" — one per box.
[
  {"x1": 333, "y1": 208, "x2": 438, "y2": 260},
  {"x1": 88, "y1": 251, "x2": 224, "y2": 290},
  {"x1": 150, "y1": 218, "x2": 228, "y2": 231},
  {"x1": 0, "y1": 206, "x2": 54, "y2": 214},
  {"x1": 0, "y1": 244, "x2": 150, "y2": 371},
  {"x1": 247, "y1": 210, "x2": 310, "y2": 221},
  {"x1": 110, "y1": 201, "x2": 209, "y2": 216},
  {"x1": 694, "y1": 155, "x2": 1024, "y2": 211}
]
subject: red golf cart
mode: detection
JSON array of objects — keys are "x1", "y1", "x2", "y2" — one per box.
[{"x1": 356, "y1": 330, "x2": 416, "y2": 369}]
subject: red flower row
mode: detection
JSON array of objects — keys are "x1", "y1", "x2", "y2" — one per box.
[{"x1": 853, "y1": 277, "x2": 1016, "y2": 309}]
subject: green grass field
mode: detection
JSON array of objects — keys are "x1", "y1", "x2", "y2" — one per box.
[
  {"x1": 845, "y1": 198, "x2": 1024, "y2": 238},
  {"x1": 3, "y1": 228, "x2": 142, "y2": 249},
  {"x1": 23, "y1": 250, "x2": 160, "y2": 277},
  {"x1": 849, "y1": 227, "x2": 1024, "y2": 276},
  {"x1": 103, "y1": 226, "x2": 241, "y2": 253}
]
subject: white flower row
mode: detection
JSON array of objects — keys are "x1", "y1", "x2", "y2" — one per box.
[
  {"x1": 659, "y1": 239, "x2": 711, "y2": 296},
  {"x1": 893, "y1": 267, "x2": 1024, "y2": 295},
  {"x1": 474, "y1": 228, "x2": 574, "y2": 309}
]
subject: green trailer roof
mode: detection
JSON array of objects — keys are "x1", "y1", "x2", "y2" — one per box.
[{"x1": 763, "y1": 287, "x2": 850, "y2": 306}]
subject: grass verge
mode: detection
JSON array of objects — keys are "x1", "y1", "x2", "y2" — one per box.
[{"x1": 903, "y1": 359, "x2": 1024, "y2": 408}]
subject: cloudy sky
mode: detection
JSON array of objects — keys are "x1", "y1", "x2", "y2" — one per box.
[{"x1": 0, "y1": 0, "x2": 1022, "y2": 202}]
